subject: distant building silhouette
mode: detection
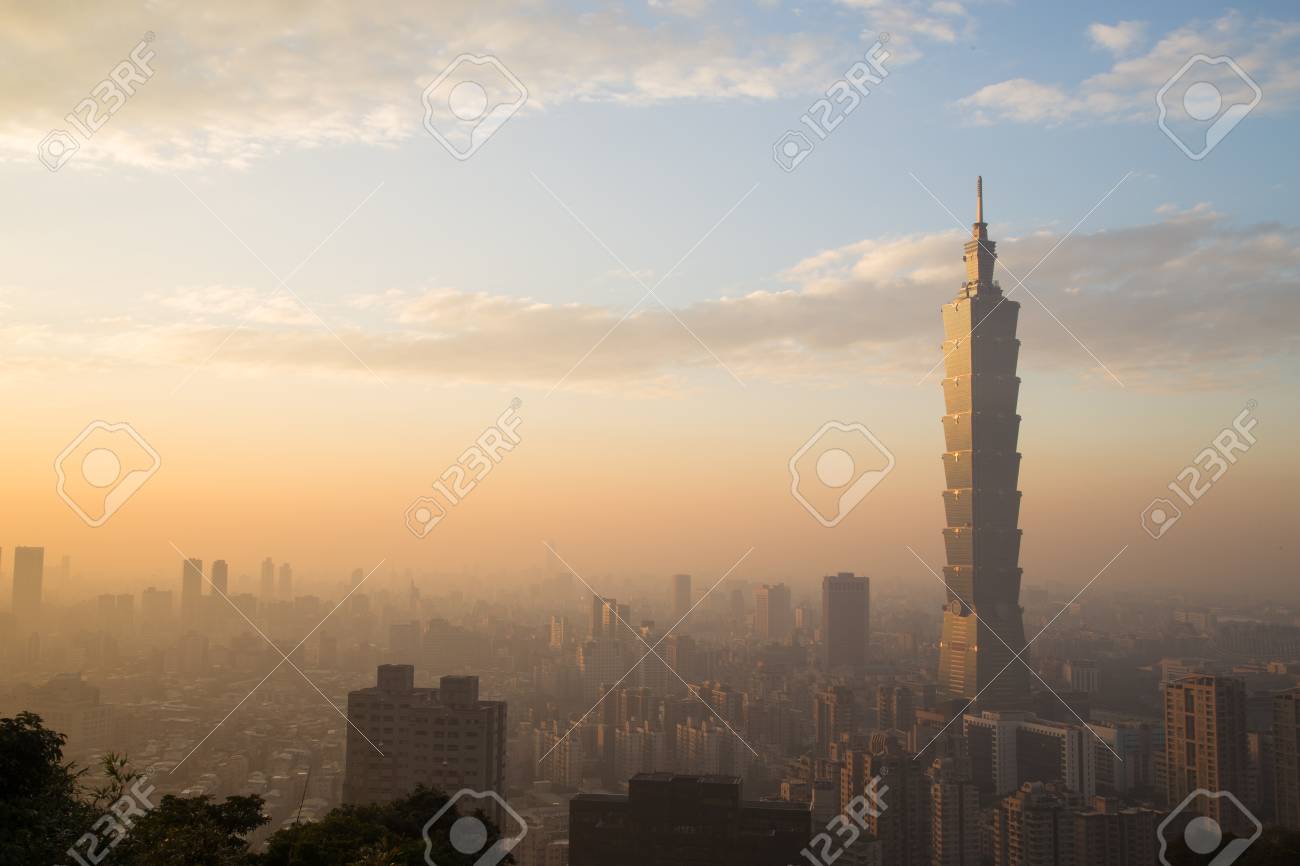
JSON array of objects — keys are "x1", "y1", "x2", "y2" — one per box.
[
  {"x1": 278, "y1": 561, "x2": 293, "y2": 599},
  {"x1": 180, "y1": 557, "x2": 203, "y2": 627},
  {"x1": 822, "y1": 572, "x2": 869, "y2": 673},
  {"x1": 754, "y1": 583, "x2": 792, "y2": 642},
  {"x1": 672, "y1": 573, "x2": 692, "y2": 624},
  {"x1": 210, "y1": 559, "x2": 229, "y2": 596},
  {"x1": 12, "y1": 546, "x2": 44, "y2": 623},
  {"x1": 260, "y1": 557, "x2": 275, "y2": 597}
]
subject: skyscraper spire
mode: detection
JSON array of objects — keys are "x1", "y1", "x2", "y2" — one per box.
[{"x1": 963, "y1": 177, "x2": 997, "y2": 295}]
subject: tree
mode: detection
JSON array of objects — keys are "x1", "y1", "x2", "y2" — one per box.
[
  {"x1": 0, "y1": 712, "x2": 95, "y2": 865},
  {"x1": 0, "y1": 713, "x2": 265, "y2": 866},
  {"x1": 257, "y1": 787, "x2": 514, "y2": 866},
  {"x1": 0, "y1": 714, "x2": 513, "y2": 866},
  {"x1": 110, "y1": 793, "x2": 267, "y2": 866}
]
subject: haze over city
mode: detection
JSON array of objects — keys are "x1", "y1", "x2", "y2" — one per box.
[{"x1": 2, "y1": 2, "x2": 1299, "y2": 866}]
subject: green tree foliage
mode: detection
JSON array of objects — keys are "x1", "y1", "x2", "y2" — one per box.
[
  {"x1": 258, "y1": 786, "x2": 514, "y2": 866},
  {"x1": 1, "y1": 714, "x2": 514, "y2": 866},
  {"x1": 111, "y1": 793, "x2": 267, "y2": 866},
  {"x1": 0, "y1": 712, "x2": 96, "y2": 866}
]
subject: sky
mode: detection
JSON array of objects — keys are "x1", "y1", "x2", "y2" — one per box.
[{"x1": 0, "y1": 0, "x2": 1297, "y2": 598}]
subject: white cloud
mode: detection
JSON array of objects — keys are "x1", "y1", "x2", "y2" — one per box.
[
  {"x1": 649, "y1": 0, "x2": 711, "y2": 18},
  {"x1": 154, "y1": 285, "x2": 317, "y2": 327},
  {"x1": 959, "y1": 12, "x2": 1300, "y2": 124},
  {"x1": 1088, "y1": 20, "x2": 1147, "y2": 56},
  {"x1": 0, "y1": 0, "x2": 839, "y2": 170},
  {"x1": 835, "y1": 0, "x2": 973, "y2": 64},
  {"x1": 12, "y1": 207, "x2": 1299, "y2": 391}
]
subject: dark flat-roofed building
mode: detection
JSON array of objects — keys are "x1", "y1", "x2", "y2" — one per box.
[
  {"x1": 342, "y1": 665, "x2": 506, "y2": 814},
  {"x1": 569, "y1": 773, "x2": 810, "y2": 866}
]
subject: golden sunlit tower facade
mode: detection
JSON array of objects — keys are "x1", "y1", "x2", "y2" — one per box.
[{"x1": 937, "y1": 178, "x2": 1030, "y2": 710}]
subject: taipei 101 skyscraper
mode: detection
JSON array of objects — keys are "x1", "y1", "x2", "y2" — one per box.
[{"x1": 936, "y1": 178, "x2": 1030, "y2": 710}]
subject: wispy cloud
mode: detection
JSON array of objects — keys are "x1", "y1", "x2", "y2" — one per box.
[
  {"x1": 9, "y1": 207, "x2": 1298, "y2": 391},
  {"x1": 0, "y1": 0, "x2": 839, "y2": 170},
  {"x1": 835, "y1": 0, "x2": 974, "y2": 64},
  {"x1": 1088, "y1": 20, "x2": 1148, "y2": 57},
  {"x1": 959, "y1": 12, "x2": 1300, "y2": 125}
]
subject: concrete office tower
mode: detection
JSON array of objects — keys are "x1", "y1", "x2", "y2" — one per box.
[
  {"x1": 672, "y1": 573, "x2": 692, "y2": 624},
  {"x1": 180, "y1": 557, "x2": 203, "y2": 627},
  {"x1": 211, "y1": 560, "x2": 229, "y2": 596},
  {"x1": 278, "y1": 562, "x2": 294, "y2": 599},
  {"x1": 1163, "y1": 674, "x2": 1250, "y2": 833},
  {"x1": 260, "y1": 557, "x2": 275, "y2": 597},
  {"x1": 755, "y1": 583, "x2": 793, "y2": 642},
  {"x1": 937, "y1": 178, "x2": 1030, "y2": 711},
  {"x1": 13, "y1": 546, "x2": 45, "y2": 622},
  {"x1": 1274, "y1": 688, "x2": 1300, "y2": 829},
  {"x1": 822, "y1": 572, "x2": 869, "y2": 673},
  {"x1": 343, "y1": 666, "x2": 506, "y2": 812}
]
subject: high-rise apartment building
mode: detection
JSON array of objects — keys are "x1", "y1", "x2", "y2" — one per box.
[
  {"x1": 814, "y1": 685, "x2": 855, "y2": 758},
  {"x1": 1163, "y1": 674, "x2": 1249, "y2": 832},
  {"x1": 877, "y1": 682, "x2": 916, "y2": 733},
  {"x1": 590, "y1": 595, "x2": 620, "y2": 640},
  {"x1": 278, "y1": 562, "x2": 293, "y2": 599},
  {"x1": 822, "y1": 572, "x2": 869, "y2": 673},
  {"x1": 963, "y1": 711, "x2": 1095, "y2": 798},
  {"x1": 929, "y1": 755, "x2": 981, "y2": 866},
  {"x1": 936, "y1": 179, "x2": 1030, "y2": 711},
  {"x1": 1072, "y1": 797, "x2": 1162, "y2": 866},
  {"x1": 994, "y1": 782, "x2": 1082, "y2": 866},
  {"x1": 862, "y1": 739, "x2": 929, "y2": 866},
  {"x1": 343, "y1": 665, "x2": 506, "y2": 811},
  {"x1": 1273, "y1": 687, "x2": 1300, "y2": 829},
  {"x1": 180, "y1": 557, "x2": 203, "y2": 627},
  {"x1": 12, "y1": 546, "x2": 45, "y2": 622},
  {"x1": 755, "y1": 583, "x2": 792, "y2": 642}
]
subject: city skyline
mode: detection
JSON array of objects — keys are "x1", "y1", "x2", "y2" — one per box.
[{"x1": 2, "y1": 3, "x2": 1299, "y2": 865}]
